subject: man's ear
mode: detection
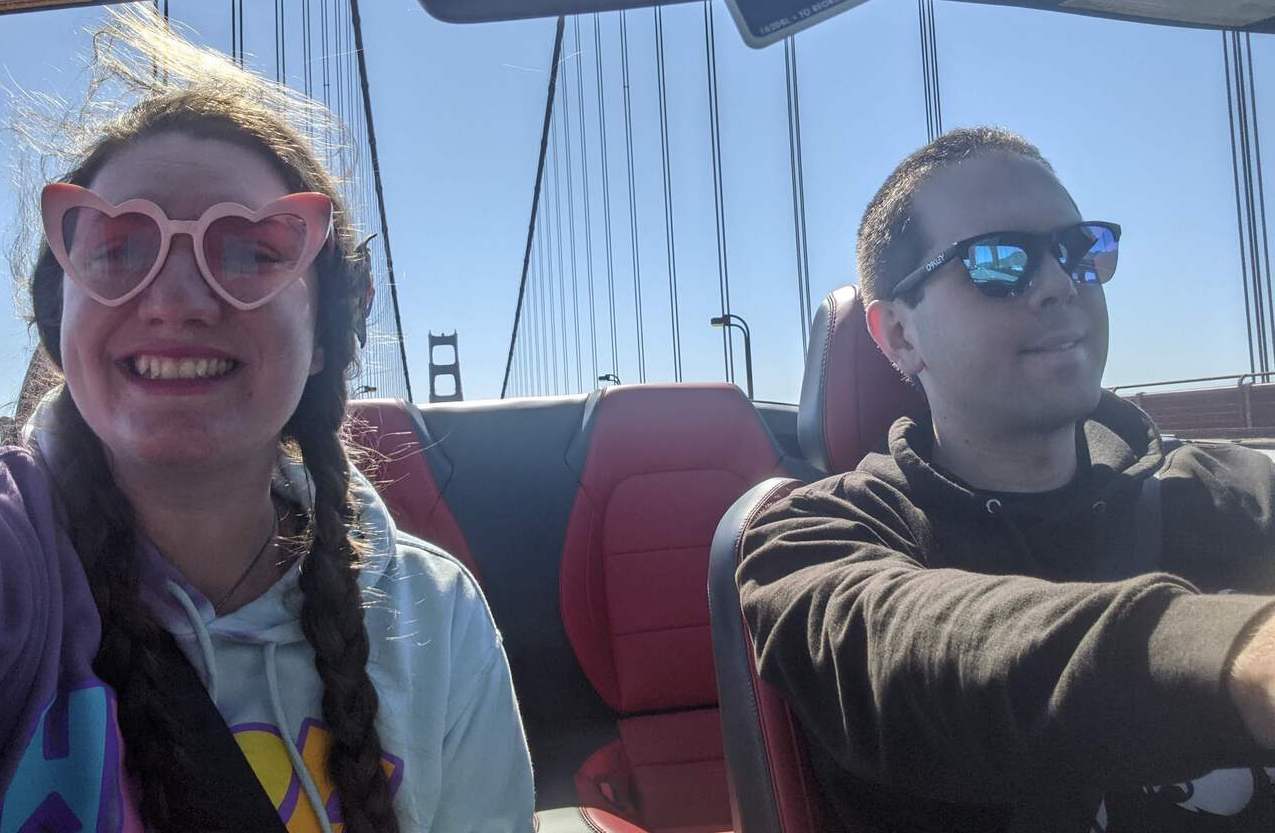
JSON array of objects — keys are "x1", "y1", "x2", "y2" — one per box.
[{"x1": 865, "y1": 299, "x2": 924, "y2": 377}]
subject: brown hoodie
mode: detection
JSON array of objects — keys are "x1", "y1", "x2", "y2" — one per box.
[{"x1": 738, "y1": 393, "x2": 1275, "y2": 832}]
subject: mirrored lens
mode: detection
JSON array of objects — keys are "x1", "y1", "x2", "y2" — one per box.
[
  {"x1": 1061, "y1": 224, "x2": 1118, "y2": 285},
  {"x1": 964, "y1": 241, "x2": 1029, "y2": 295},
  {"x1": 63, "y1": 207, "x2": 161, "y2": 301},
  {"x1": 203, "y1": 214, "x2": 308, "y2": 304}
]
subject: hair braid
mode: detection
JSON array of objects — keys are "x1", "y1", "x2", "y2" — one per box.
[
  {"x1": 41, "y1": 389, "x2": 197, "y2": 832},
  {"x1": 291, "y1": 362, "x2": 400, "y2": 833}
]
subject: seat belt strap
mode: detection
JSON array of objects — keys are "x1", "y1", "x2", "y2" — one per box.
[{"x1": 150, "y1": 630, "x2": 291, "y2": 833}]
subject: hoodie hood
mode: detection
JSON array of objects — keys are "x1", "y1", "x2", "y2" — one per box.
[{"x1": 881, "y1": 391, "x2": 1165, "y2": 522}]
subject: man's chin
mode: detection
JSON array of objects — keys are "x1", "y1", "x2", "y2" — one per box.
[{"x1": 1023, "y1": 384, "x2": 1104, "y2": 433}]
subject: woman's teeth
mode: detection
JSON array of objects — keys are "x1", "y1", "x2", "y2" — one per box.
[{"x1": 131, "y1": 356, "x2": 237, "y2": 380}]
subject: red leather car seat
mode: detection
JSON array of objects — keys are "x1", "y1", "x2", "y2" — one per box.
[
  {"x1": 346, "y1": 398, "x2": 479, "y2": 580},
  {"x1": 709, "y1": 285, "x2": 926, "y2": 832},
  {"x1": 559, "y1": 383, "x2": 789, "y2": 833}
]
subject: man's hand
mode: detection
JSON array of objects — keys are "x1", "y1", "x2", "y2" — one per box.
[{"x1": 1228, "y1": 611, "x2": 1275, "y2": 747}]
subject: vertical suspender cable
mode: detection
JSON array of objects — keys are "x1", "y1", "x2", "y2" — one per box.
[
  {"x1": 655, "y1": 5, "x2": 683, "y2": 381},
  {"x1": 929, "y1": 0, "x2": 943, "y2": 135},
  {"x1": 1225, "y1": 33, "x2": 1256, "y2": 374},
  {"x1": 784, "y1": 36, "x2": 813, "y2": 351},
  {"x1": 561, "y1": 63, "x2": 585, "y2": 393},
  {"x1": 1245, "y1": 32, "x2": 1274, "y2": 377},
  {"x1": 619, "y1": 11, "x2": 647, "y2": 382},
  {"x1": 575, "y1": 17, "x2": 600, "y2": 387},
  {"x1": 531, "y1": 247, "x2": 543, "y2": 394},
  {"x1": 500, "y1": 17, "x2": 566, "y2": 398},
  {"x1": 351, "y1": 0, "x2": 414, "y2": 399},
  {"x1": 918, "y1": 0, "x2": 932, "y2": 140},
  {"x1": 544, "y1": 186, "x2": 561, "y2": 394},
  {"x1": 551, "y1": 117, "x2": 573, "y2": 391},
  {"x1": 704, "y1": 0, "x2": 734, "y2": 381},
  {"x1": 280, "y1": 1, "x2": 286, "y2": 84},
  {"x1": 918, "y1": 0, "x2": 942, "y2": 141},
  {"x1": 275, "y1": 1, "x2": 282, "y2": 83},
  {"x1": 321, "y1": 0, "x2": 330, "y2": 112},
  {"x1": 303, "y1": 0, "x2": 313, "y2": 98},
  {"x1": 595, "y1": 14, "x2": 621, "y2": 377},
  {"x1": 1234, "y1": 32, "x2": 1268, "y2": 372}
]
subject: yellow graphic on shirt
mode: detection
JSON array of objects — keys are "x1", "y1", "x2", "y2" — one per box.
[{"x1": 232, "y1": 719, "x2": 403, "y2": 833}]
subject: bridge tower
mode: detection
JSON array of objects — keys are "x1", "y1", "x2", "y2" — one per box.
[{"x1": 428, "y1": 331, "x2": 464, "y2": 403}]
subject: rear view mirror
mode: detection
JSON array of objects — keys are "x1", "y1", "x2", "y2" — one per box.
[
  {"x1": 416, "y1": 0, "x2": 694, "y2": 24},
  {"x1": 0, "y1": 0, "x2": 130, "y2": 14}
]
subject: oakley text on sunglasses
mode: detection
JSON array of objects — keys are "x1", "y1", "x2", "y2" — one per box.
[
  {"x1": 41, "y1": 183, "x2": 334, "y2": 311},
  {"x1": 889, "y1": 221, "x2": 1121, "y2": 300}
]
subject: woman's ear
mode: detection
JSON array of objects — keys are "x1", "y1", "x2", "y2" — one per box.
[
  {"x1": 309, "y1": 345, "x2": 325, "y2": 376},
  {"x1": 865, "y1": 299, "x2": 924, "y2": 377}
]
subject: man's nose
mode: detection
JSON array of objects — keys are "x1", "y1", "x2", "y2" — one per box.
[
  {"x1": 134, "y1": 234, "x2": 223, "y2": 326},
  {"x1": 1025, "y1": 251, "x2": 1077, "y2": 310}
]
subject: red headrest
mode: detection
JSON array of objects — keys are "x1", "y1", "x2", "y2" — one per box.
[
  {"x1": 797, "y1": 285, "x2": 927, "y2": 474},
  {"x1": 560, "y1": 383, "x2": 784, "y2": 713}
]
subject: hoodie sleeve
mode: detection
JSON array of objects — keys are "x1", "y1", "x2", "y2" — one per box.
[
  {"x1": 432, "y1": 572, "x2": 535, "y2": 833},
  {"x1": 737, "y1": 472, "x2": 1275, "y2": 806}
]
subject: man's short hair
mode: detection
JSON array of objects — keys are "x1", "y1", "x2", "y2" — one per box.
[{"x1": 857, "y1": 127, "x2": 1055, "y2": 305}]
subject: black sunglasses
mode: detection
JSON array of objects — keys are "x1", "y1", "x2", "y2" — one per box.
[{"x1": 889, "y1": 221, "x2": 1122, "y2": 300}]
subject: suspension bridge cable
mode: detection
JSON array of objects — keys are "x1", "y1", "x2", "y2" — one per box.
[
  {"x1": 928, "y1": 0, "x2": 942, "y2": 134},
  {"x1": 303, "y1": 0, "x2": 313, "y2": 97},
  {"x1": 530, "y1": 249, "x2": 543, "y2": 394},
  {"x1": 594, "y1": 13, "x2": 621, "y2": 377},
  {"x1": 619, "y1": 11, "x2": 647, "y2": 382},
  {"x1": 542, "y1": 211, "x2": 561, "y2": 394},
  {"x1": 1224, "y1": 33, "x2": 1257, "y2": 373},
  {"x1": 551, "y1": 117, "x2": 573, "y2": 391},
  {"x1": 500, "y1": 16, "x2": 567, "y2": 398},
  {"x1": 275, "y1": 0, "x2": 282, "y2": 83},
  {"x1": 351, "y1": 0, "x2": 414, "y2": 399},
  {"x1": 654, "y1": 5, "x2": 683, "y2": 381},
  {"x1": 539, "y1": 231, "x2": 553, "y2": 393},
  {"x1": 918, "y1": 0, "x2": 942, "y2": 141},
  {"x1": 320, "y1": 0, "x2": 331, "y2": 114},
  {"x1": 574, "y1": 16, "x2": 600, "y2": 387},
  {"x1": 1232, "y1": 32, "x2": 1268, "y2": 371},
  {"x1": 704, "y1": 0, "x2": 734, "y2": 381},
  {"x1": 784, "y1": 36, "x2": 813, "y2": 352},
  {"x1": 560, "y1": 59, "x2": 585, "y2": 393},
  {"x1": 1245, "y1": 32, "x2": 1274, "y2": 374}
]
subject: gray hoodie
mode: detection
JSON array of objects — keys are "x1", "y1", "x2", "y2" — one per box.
[{"x1": 0, "y1": 404, "x2": 534, "y2": 832}]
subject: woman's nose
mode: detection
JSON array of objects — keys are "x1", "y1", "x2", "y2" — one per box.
[{"x1": 134, "y1": 234, "x2": 223, "y2": 326}]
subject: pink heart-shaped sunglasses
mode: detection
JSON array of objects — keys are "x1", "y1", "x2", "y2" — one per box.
[{"x1": 41, "y1": 183, "x2": 334, "y2": 311}]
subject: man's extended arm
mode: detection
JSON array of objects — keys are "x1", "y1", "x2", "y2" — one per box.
[{"x1": 738, "y1": 473, "x2": 1274, "y2": 805}]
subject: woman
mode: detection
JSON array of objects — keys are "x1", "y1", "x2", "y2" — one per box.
[{"x1": 0, "y1": 9, "x2": 533, "y2": 833}]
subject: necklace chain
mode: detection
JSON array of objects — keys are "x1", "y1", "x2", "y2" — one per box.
[{"x1": 213, "y1": 505, "x2": 281, "y2": 613}]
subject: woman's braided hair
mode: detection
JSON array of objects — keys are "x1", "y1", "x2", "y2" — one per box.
[{"x1": 21, "y1": 9, "x2": 398, "y2": 832}]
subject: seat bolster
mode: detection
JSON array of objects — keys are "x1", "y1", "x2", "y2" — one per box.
[
  {"x1": 347, "y1": 399, "x2": 480, "y2": 578},
  {"x1": 709, "y1": 477, "x2": 826, "y2": 833},
  {"x1": 796, "y1": 286, "x2": 926, "y2": 475}
]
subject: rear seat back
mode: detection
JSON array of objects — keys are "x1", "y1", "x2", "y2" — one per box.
[
  {"x1": 559, "y1": 383, "x2": 788, "y2": 832},
  {"x1": 346, "y1": 398, "x2": 478, "y2": 579}
]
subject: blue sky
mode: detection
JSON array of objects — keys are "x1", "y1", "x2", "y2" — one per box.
[{"x1": 0, "y1": 0, "x2": 1272, "y2": 412}]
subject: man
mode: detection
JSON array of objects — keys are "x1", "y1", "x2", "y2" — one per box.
[{"x1": 738, "y1": 127, "x2": 1275, "y2": 832}]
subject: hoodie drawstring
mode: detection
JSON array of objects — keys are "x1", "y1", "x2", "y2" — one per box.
[
  {"x1": 166, "y1": 579, "x2": 220, "y2": 703},
  {"x1": 266, "y1": 641, "x2": 334, "y2": 833}
]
